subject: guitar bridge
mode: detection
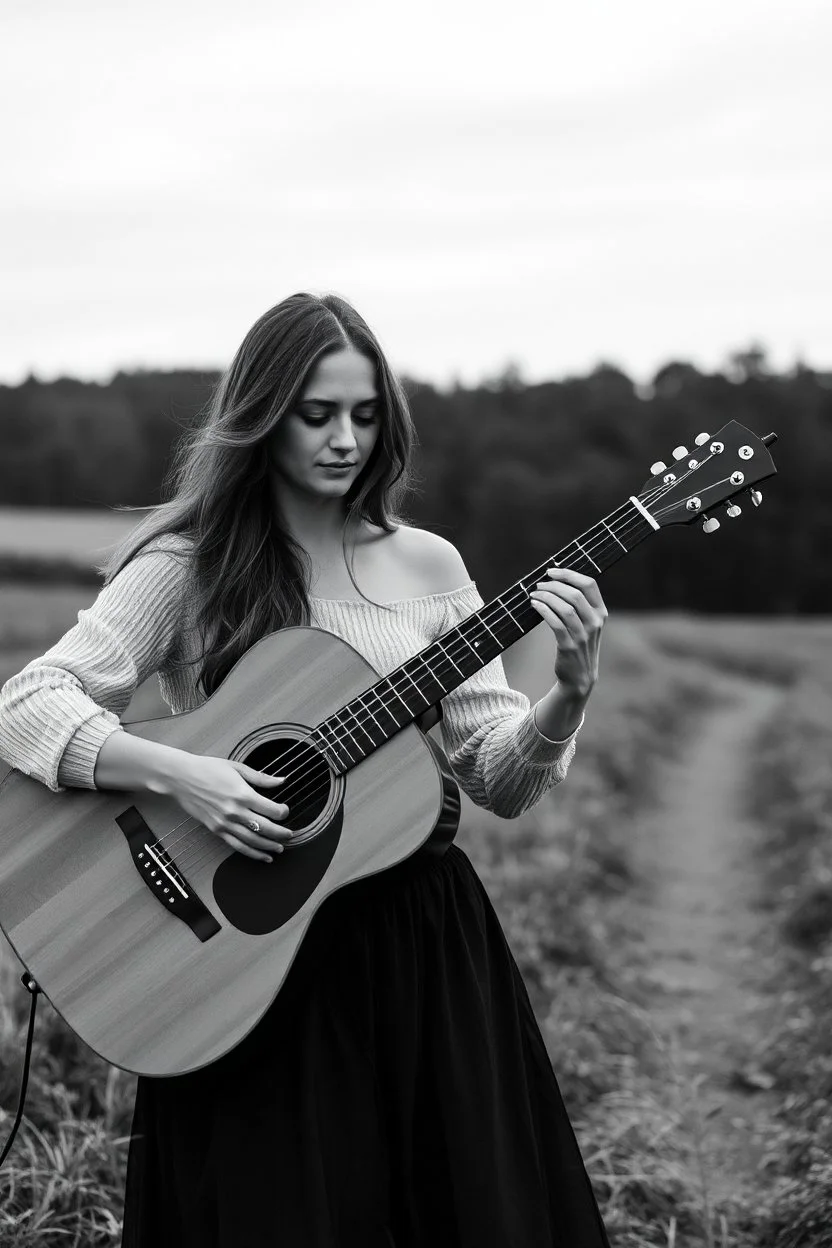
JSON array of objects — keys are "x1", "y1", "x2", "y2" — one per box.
[{"x1": 116, "y1": 806, "x2": 221, "y2": 943}]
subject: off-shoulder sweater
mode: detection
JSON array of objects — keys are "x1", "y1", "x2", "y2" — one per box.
[{"x1": 0, "y1": 535, "x2": 584, "y2": 819}]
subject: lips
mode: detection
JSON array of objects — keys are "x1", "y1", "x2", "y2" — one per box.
[{"x1": 320, "y1": 462, "x2": 356, "y2": 468}]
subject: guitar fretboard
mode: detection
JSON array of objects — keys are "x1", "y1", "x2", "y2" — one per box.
[{"x1": 311, "y1": 497, "x2": 657, "y2": 772}]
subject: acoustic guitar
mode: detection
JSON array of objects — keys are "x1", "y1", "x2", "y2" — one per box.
[{"x1": 0, "y1": 421, "x2": 777, "y2": 1076}]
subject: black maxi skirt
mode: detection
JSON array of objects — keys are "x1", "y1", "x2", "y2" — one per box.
[{"x1": 121, "y1": 836, "x2": 611, "y2": 1248}]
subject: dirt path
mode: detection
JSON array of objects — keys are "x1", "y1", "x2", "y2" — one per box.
[
  {"x1": 458, "y1": 626, "x2": 789, "y2": 1220},
  {"x1": 627, "y1": 672, "x2": 786, "y2": 1216}
]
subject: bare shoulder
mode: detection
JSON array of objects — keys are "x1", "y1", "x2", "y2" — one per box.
[{"x1": 389, "y1": 524, "x2": 472, "y2": 594}]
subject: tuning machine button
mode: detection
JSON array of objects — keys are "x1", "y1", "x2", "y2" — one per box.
[
  {"x1": 672, "y1": 446, "x2": 689, "y2": 460},
  {"x1": 694, "y1": 432, "x2": 710, "y2": 446},
  {"x1": 725, "y1": 504, "x2": 741, "y2": 518},
  {"x1": 650, "y1": 460, "x2": 668, "y2": 474},
  {"x1": 749, "y1": 489, "x2": 762, "y2": 506},
  {"x1": 702, "y1": 516, "x2": 721, "y2": 533}
]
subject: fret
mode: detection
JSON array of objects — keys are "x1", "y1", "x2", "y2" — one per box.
[
  {"x1": 367, "y1": 687, "x2": 403, "y2": 731},
  {"x1": 470, "y1": 613, "x2": 501, "y2": 648},
  {"x1": 602, "y1": 519, "x2": 628, "y2": 552},
  {"x1": 455, "y1": 629, "x2": 481, "y2": 661},
  {"x1": 465, "y1": 615, "x2": 503, "y2": 660},
  {"x1": 382, "y1": 681, "x2": 411, "y2": 716},
  {"x1": 312, "y1": 725, "x2": 351, "y2": 772},
  {"x1": 345, "y1": 704, "x2": 383, "y2": 756},
  {"x1": 356, "y1": 692, "x2": 386, "y2": 735},
  {"x1": 350, "y1": 695, "x2": 383, "y2": 747},
  {"x1": 332, "y1": 715, "x2": 362, "y2": 763},
  {"x1": 494, "y1": 597, "x2": 525, "y2": 635},
  {"x1": 398, "y1": 668, "x2": 423, "y2": 698},
  {"x1": 318, "y1": 494, "x2": 659, "y2": 774},
  {"x1": 572, "y1": 536, "x2": 601, "y2": 573},
  {"x1": 414, "y1": 651, "x2": 446, "y2": 687},
  {"x1": 432, "y1": 637, "x2": 465, "y2": 680}
]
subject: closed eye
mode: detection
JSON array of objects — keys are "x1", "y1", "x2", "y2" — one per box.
[
  {"x1": 298, "y1": 416, "x2": 378, "y2": 428},
  {"x1": 296, "y1": 404, "x2": 379, "y2": 425}
]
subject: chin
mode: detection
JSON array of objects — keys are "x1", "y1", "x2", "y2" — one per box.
[{"x1": 309, "y1": 480, "x2": 351, "y2": 496}]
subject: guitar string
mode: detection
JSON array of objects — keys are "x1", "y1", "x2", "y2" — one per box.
[
  {"x1": 157, "y1": 484, "x2": 676, "y2": 871},
  {"x1": 156, "y1": 468, "x2": 716, "y2": 874},
  {"x1": 155, "y1": 463, "x2": 733, "y2": 872},
  {"x1": 169, "y1": 476, "x2": 736, "y2": 879},
  {"x1": 155, "y1": 503, "x2": 660, "y2": 876},
  {"x1": 160, "y1": 516, "x2": 687, "y2": 878},
  {"x1": 162, "y1": 465, "x2": 731, "y2": 876}
]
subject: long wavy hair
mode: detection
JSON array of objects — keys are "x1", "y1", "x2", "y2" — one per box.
[{"x1": 99, "y1": 292, "x2": 419, "y2": 697}]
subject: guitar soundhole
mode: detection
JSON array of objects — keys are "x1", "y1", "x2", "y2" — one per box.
[{"x1": 239, "y1": 735, "x2": 334, "y2": 834}]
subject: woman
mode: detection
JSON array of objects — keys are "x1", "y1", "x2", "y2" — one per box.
[{"x1": 0, "y1": 292, "x2": 610, "y2": 1247}]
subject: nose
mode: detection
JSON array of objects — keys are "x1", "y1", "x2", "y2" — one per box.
[{"x1": 329, "y1": 412, "x2": 358, "y2": 452}]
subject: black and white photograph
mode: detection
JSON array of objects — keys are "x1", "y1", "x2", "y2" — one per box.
[{"x1": 0, "y1": 2, "x2": 830, "y2": 1244}]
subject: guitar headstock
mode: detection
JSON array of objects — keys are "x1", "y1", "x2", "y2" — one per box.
[{"x1": 636, "y1": 421, "x2": 778, "y2": 532}]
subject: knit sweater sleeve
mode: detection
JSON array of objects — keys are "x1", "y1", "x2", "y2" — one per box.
[
  {"x1": 436, "y1": 582, "x2": 584, "y2": 819},
  {"x1": 0, "y1": 535, "x2": 191, "y2": 793}
]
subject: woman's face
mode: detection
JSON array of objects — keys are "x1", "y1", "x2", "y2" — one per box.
[{"x1": 267, "y1": 348, "x2": 381, "y2": 501}]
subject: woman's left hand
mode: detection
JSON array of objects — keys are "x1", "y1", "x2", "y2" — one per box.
[{"x1": 528, "y1": 566, "x2": 608, "y2": 696}]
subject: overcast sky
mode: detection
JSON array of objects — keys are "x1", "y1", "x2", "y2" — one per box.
[{"x1": 2, "y1": 0, "x2": 829, "y2": 389}]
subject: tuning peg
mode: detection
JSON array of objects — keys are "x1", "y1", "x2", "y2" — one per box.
[
  {"x1": 650, "y1": 460, "x2": 668, "y2": 474},
  {"x1": 725, "y1": 503, "x2": 741, "y2": 518},
  {"x1": 702, "y1": 516, "x2": 720, "y2": 533},
  {"x1": 672, "y1": 446, "x2": 689, "y2": 460},
  {"x1": 749, "y1": 489, "x2": 762, "y2": 507},
  {"x1": 694, "y1": 432, "x2": 710, "y2": 446}
]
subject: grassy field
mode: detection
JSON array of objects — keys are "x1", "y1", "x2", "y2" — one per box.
[
  {"x1": 0, "y1": 508, "x2": 138, "y2": 585},
  {"x1": 0, "y1": 566, "x2": 830, "y2": 1245},
  {"x1": 0, "y1": 508, "x2": 138, "y2": 563}
]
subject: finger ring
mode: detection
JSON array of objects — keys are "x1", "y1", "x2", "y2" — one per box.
[{"x1": 248, "y1": 818, "x2": 260, "y2": 833}]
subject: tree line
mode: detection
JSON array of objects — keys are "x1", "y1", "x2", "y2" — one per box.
[{"x1": 1, "y1": 345, "x2": 828, "y2": 613}]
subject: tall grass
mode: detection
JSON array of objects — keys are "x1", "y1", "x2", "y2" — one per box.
[{"x1": 740, "y1": 665, "x2": 832, "y2": 1247}]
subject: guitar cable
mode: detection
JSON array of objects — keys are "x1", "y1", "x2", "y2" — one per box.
[{"x1": 0, "y1": 972, "x2": 41, "y2": 1169}]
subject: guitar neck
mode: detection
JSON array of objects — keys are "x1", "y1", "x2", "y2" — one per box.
[{"x1": 311, "y1": 497, "x2": 658, "y2": 773}]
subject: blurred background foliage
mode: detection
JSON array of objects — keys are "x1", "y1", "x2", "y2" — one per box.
[{"x1": 2, "y1": 342, "x2": 827, "y2": 612}]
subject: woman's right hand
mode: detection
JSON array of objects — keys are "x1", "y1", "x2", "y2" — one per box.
[{"x1": 164, "y1": 753, "x2": 293, "y2": 862}]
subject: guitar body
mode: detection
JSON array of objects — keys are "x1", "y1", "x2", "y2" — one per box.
[{"x1": 0, "y1": 626, "x2": 450, "y2": 1077}]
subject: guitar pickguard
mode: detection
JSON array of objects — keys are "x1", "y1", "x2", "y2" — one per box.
[
  {"x1": 212, "y1": 733, "x2": 460, "y2": 937},
  {"x1": 212, "y1": 803, "x2": 344, "y2": 936}
]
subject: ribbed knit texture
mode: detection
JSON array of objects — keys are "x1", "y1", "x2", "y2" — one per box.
[{"x1": 0, "y1": 534, "x2": 583, "y2": 818}]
